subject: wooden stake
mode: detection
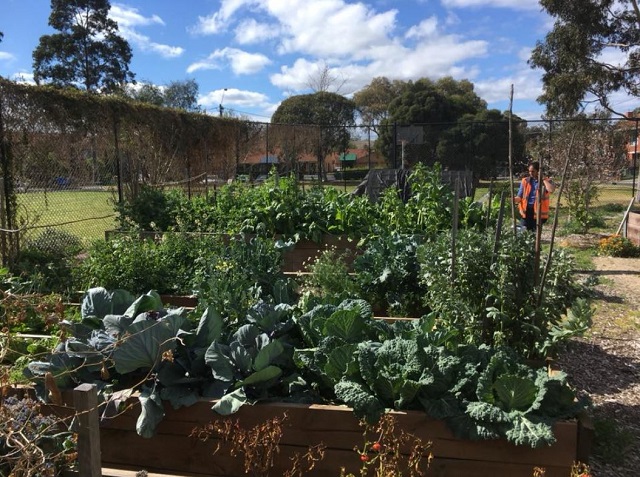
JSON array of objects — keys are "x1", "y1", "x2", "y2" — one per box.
[{"x1": 73, "y1": 383, "x2": 102, "y2": 477}]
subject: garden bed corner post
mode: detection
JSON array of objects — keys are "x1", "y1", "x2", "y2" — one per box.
[{"x1": 73, "y1": 383, "x2": 101, "y2": 477}]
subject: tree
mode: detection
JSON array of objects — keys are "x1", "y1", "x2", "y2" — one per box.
[
  {"x1": 376, "y1": 77, "x2": 514, "y2": 175},
  {"x1": 33, "y1": 0, "x2": 134, "y2": 93},
  {"x1": 163, "y1": 79, "x2": 200, "y2": 112},
  {"x1": 529, "y1": 0, "x2": 640, "y2": 117},
  {"x1": 305, "y1": 61, "x2": 347, "y2": 93},
  {"x1": 526, "y1": 114, "x2": 628, "y2": 231},
  {"x1": 125, "y1": 79, "x2": 200, "y2": 111},
  {"x1": 271, "y1": 92, "x2": 356, "y2": 179},
  {"x1": 353, "y1": 77, "x2": 404, "y2": 134},
  {"x1": 128, "y1": 82, "x2": 164, "y2": 106}
]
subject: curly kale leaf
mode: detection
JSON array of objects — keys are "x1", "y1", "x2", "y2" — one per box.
[
  {"x1": 358, "y1": 338, "x2": 430, "y2": 409},
  {"x1": 334, "y1": 379, "x2": 385, "y2": 424}
]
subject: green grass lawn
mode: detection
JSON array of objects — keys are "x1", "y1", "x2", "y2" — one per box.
[{"x1": 16, "y1": 189, "x2": 118, "y2": 244}]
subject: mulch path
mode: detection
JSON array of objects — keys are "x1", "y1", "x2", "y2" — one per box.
[{"x1": 555, "y1": 257, "x2": 640, "y2": 477}]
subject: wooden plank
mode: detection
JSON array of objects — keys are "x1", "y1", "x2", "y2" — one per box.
[
  {"x1": 94, "y1": 399, "x2": 579, "y2": 471},
  {"x1": 73, "y1": 383, "x2": 102, "y2": 477}
]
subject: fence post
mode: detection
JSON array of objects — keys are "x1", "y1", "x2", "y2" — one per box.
[{"x1": 73, "y1": 383, "x2": 101, "y2": 477}]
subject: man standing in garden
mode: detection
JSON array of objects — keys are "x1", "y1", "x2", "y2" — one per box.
[{"x1": 514, "y1": 161, "x2": 556, "y2": 232}]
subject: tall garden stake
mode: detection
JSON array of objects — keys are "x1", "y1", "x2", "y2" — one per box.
[
  {"x1": 507, "y1": 85, "x2": 517, "y2": 234},
  {"x1": 451, "y1": 177, "x2": 460, "y2": 282},
  {"x1": 537, "y1": 131, "x2": 576, "y2": 307}
]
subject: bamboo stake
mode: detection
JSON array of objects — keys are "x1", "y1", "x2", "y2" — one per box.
[
  {"x1": 507, "y1": 85, "x2": 517, "y2": 234},
  {"x1": 616, "y1": 197, "x2": 636, "y2": 236},
  {"x1": 537, "y1": 131, "x2": 577, "y2": 307}
]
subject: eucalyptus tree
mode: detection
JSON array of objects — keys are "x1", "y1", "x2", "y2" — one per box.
[
  {"x1": 32, "y1": 0, "x2": 134, "y2": 93},
  {"x1": 530, "y1": 0, "x2": 640, "y2": 117},
  {"x1": 353, "y1": 76, "x2": 404, "y2": 134}
]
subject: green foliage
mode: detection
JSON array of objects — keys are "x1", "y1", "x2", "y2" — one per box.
[
  {"x1": 353, "y1": 233, "x2": 427, "y2": 317},
  {"x1": 301, "y1": 248, "x2": 361, "y2": 306},
  {"x1": 271, "y1": 92, "x2": 356, "y2": 173},
  {"x1": 32, "y1": 0, "x2": 134, "y2": 92},
  {"x1": 564, "y1": 180, "x2": 603, "y2": 233},
  {"x1": 530, "y1": 0, "x2": 640, "y2": 115},
  {"x1": 418, "y1": 228, "x2": 587, "y2": 359},
  {"x1": 114, "y1": 185, "x2": 183, "y2": 231},
  {"x1": 372, "y1": 77, "x2": 526, "y2": 176},
  {"x1": 13, "y1": 228, "x2": 83, "y2": 294},
  {"x1": 598, "y1": 234, "x2": 640, "y2": 258},
  {"x1": 74, "y1": 233, "x2": 285, "y2": 299}
]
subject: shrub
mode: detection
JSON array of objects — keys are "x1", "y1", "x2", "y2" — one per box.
[
  {"x1": 13, "y1": 228, "x2": 83, "y2": 294},
  {"x1": 597, "y1": 235, "x2": 640, "y2": 257}
]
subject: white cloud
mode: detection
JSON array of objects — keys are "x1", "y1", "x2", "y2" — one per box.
[
  {"x1": 111, "y1": 3, "x2": 165, "y2": 27},
  {"x1": 0, "y1": 52, "x2": 15, "y2": 61},
  {"x1": 110, "y1": 4, "x2": 184, "y2": 58},
  {"x1": 234, "y1": 18, "x2": 280, "y2": 44},
  {"x1": 268, "y1": 1, "x2": 399, "y2": 59},
  {"x1": 191, "y1": 0, "x2": 253, "y2": 35},
  {"x1": 406, "y1": 17, "x2": 439, "y2": 39},
  {"x1": 198, "y1": 87, "x2": 273, "y2": 115},
  {"x1": 187, "y1": 48, "x2": 271, "y2": 75},
  {"x1": 441, "y1": 0, "x2": 540, "y2": 9}
]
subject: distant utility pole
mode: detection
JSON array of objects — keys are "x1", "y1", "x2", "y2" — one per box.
[{"x1": 219, "y1": 88, "x2": 227, "y2": 117}]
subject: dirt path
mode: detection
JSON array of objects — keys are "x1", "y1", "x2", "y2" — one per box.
[{"x1": 556, "y1": 257, "x2": 640, "y2": 477}]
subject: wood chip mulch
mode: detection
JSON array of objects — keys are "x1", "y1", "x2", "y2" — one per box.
[{"x1": 554, "y1": 257, "x2": 640, "y2": 477}]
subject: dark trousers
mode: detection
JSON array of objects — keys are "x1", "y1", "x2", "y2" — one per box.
[{"x1": 521, "y1": 205, "x2": 546, "y2": 231}]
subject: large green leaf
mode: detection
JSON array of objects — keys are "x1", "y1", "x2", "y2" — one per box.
[
  {"x1": 103, "y1": 314, "x2": 134, "y2": 337},
  {"x1": 334, "y1": 379, "x2": 385, "y2": 424},
  {"x1": 195, "y1": 307, "x2": 223, "y2": 347},
  {"x1": 212, "y1": 388, "x2": 248, "y2": 415},
  {"x1": 137, "y1": 388, "x2": 165, "y2": 438},
  {"x1": 112, "y1": 318, "x2": 178, "y2": 374},
  {"x1": 204, "y1": 342, "x2": 235, "y2": 382},
  {"x1": 241, "y1": 365, "x2": 282, "y2": 387},
  {"x1": 324, "y1": 343, "x2": 358, "y2": 383},
  {"x1": 493, "y1": 374, "x2": 538, "y2": 412},
  {"x1": 81, "y1": 287, "x2": 113, "y2": 320},
  {"x1": 124, "y1": 291, "x2": 163, "y2": 318},
  {"x1": 160, "y1": 386, "x2": 200, "y2": 410},
  {"x1": 504, "y1": 414, "x2": 556, "y2": 448},
  {"x1": 324, "y1": 309, "x2": 367, "y2": 343},
  {"x1": 253, "y1": 340, "x2": 285, "y2": 371}
]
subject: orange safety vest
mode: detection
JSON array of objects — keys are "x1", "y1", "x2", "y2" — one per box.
[{"x1": 518, "y1": 177, "x2": 550, "y2": 220}]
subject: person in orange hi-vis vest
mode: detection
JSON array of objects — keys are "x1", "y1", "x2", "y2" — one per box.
[{"x1": 514, "y1": 161, "x2": 556, "y2": 232}]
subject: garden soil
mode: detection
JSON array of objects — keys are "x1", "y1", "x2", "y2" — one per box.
[{"x1": 556, "y1": 256, "x2": 640, "y2": 477}]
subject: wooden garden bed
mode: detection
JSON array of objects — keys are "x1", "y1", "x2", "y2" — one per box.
[
  {"x1": 42, "y1": 392, "x2": 591, "y2": 477},
  {"x1": 627, "y1": 210, "x2": 640, "y2": 246}
]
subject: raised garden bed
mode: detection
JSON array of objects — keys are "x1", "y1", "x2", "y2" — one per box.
[
  {"x1": 627, "y1": 210, "x2": 640, "y2": 246},
  {"x1": 44, "y1": 393, "x2": 590, "y2": 477}
]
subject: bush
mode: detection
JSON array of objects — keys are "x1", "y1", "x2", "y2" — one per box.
[
  {"x1": 13, "y1": 228, "x2": 83, "y2": 294},
  {"x1": 598, "y1": 235, "x2": 640, "y2": 257}
]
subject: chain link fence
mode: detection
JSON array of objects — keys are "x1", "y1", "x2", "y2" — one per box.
[{"x1": 1, "y1": 79, "x2": 639, "y2": 267}]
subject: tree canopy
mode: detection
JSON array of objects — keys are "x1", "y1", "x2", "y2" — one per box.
[
  {"x1": 127, "y1": 79, "x2": 200, "y2": 111},
  {"x1": 529, "y1": 0, "x2": 640, "y2": 117},
  {"x1": 32, "y1": 0, "x2": 134, "y2": 93},
  {"x1": 353, "y1": 76, "x2": 404, "y2": 134},
  {"x1": 370, "y1": 76, "x2": 523, "y2": 177},
  {"x1": 272, "y1": 92, "x2": 356, "y2": 177}
]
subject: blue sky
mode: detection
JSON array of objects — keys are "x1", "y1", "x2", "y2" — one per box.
[{"x1": 1, "y1": 0, "x2": 639, "y2": 122}]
